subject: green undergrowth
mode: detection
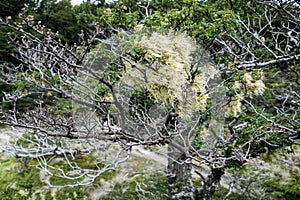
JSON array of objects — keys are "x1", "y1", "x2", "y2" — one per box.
[
  {"x1": 263, "y1": 175, "x2": 300, "y2": 199},
  {"x1": 101, "y1": 173, "x2": 171, "y2": 200},
  {"x1": 224, "y1": 145, "x2": 300, "y2": 200},
  {"x1": 0, "y1": 157, "x2": 41, "y2": 200},
  {"x1": 48, "y1": 153, "x2": 118, "y2": 187},
  {"x1": 213, "y1": 187, "x2": 254, "y2": 200},
  {"x1": 2, "y1": 146, "x2": 299, "y2": 200},
  {"x1": 0, "y1": 153, "x2": 117, "y2": 200}
]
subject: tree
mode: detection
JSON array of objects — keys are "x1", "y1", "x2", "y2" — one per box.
[
  {"x1": 0, "y1": 5, "x2": 219, "y2": 189},
  {"x1": 0, "y1": 0, "x2": 299, "y2": 199},
  {"x1": 35, "y1": 0, "x2": 81, "y2": 43},
  {"x1": 0, "y1": 0, "x2": 36, "y2": 64}
]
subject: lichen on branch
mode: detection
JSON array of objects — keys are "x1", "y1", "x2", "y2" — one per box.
[{"x1": 121, "y1": 30, "x2": 218, "y2": 117}]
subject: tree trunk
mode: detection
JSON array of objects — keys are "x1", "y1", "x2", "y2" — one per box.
[
  {"x1": 167, "y1": 144, "x2": 193, "y2": 199},
  {"x1": 195, "y1": 167, "x2": 224, "y2": 200}
]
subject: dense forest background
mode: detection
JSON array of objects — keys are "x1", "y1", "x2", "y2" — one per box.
[{"x1": 0, "y1": 0, "x2": 299, "y2": 199}]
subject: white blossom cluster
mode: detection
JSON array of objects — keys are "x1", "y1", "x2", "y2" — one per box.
[
  {"x1": 225, "y1": 71, "x2": 266, "y2": 116},
  {"x1": 122, "y1": 30, "x2": 218, "y2": 117}
]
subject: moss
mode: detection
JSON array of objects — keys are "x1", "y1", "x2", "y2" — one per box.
[
  {"x1": 48, "y1": 153, "x2": 118, "y2": 186},
  {"x1": 0, "y1": 187, "x2": 25, "y2": 200},
  {"x1": 0, "y1": 157, "x2": 42, "y2": 199},
  {"x1": 0, "y1": 158, "x2": 22, "y2": 188},
  {"x1": 102, "y1": 173, "x2": 171, "y2": 200},
  {"x1": 55, "y1": 187, "x2": 86, "y2": 200},
  {"x1": 17, "y1": 168, "x2": 41, "y2": 188},
  {"x1": 213, "y1": 186, "x2": 256, "y2": 200},
  {"x1": 0, "y1": 155, "x2": 92, "y2": 199},
  {"x1": 45, "y1": 191, "x2": 53, "y2": 200},
  {"x1": 192, "y1": 178, "x2": 202, "y2": 188}
]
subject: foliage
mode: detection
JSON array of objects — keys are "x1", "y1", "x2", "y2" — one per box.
[
  {"x1": 35, "y1": 0, "x2": 80, "y2": 43},
  {"x1": 0, "y1": 0, "x2": 36, "y2": 19}
]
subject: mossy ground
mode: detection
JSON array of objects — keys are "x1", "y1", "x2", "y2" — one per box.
[
  {"x1": 0, "y1": 153, "x2": 117, "y2": 200},
  {"x1": 1, "y1": 145, "x2": 299, "y2": 200},
  {"x1": 0, "y1": 146, "x2": 167, "y2": 200},
  {"x1": 0, "y1": 155, "x2": 88, "y2": 199}
]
